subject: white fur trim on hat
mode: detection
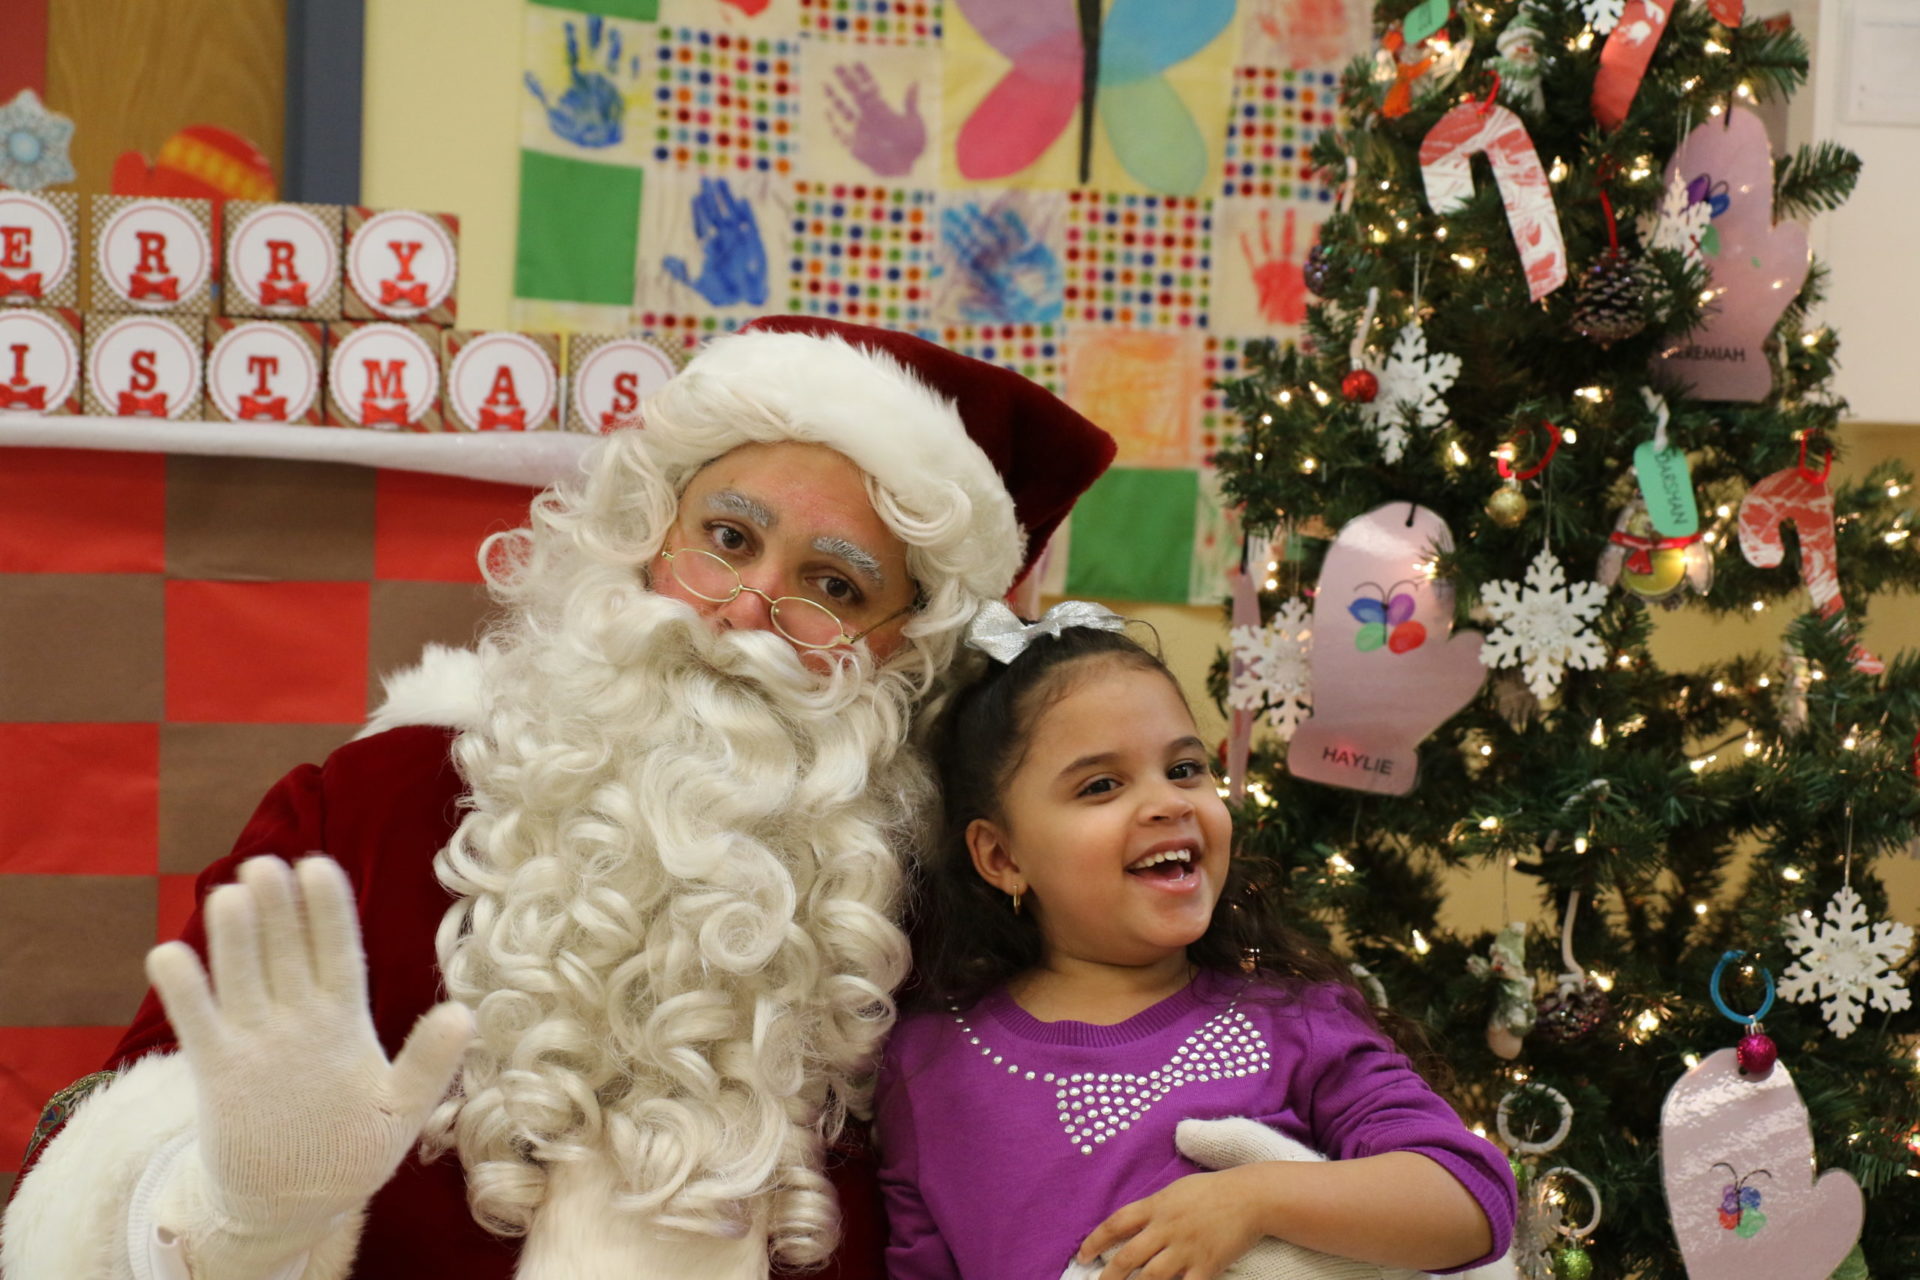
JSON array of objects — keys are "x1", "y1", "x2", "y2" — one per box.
[{"x1": 638, "y1": 329, "x2": 1024, "y2": 599}]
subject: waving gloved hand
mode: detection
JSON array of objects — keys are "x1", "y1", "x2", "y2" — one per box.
[{"x1": 145, "y1": 855, "x2": 474, "y2": 1274}]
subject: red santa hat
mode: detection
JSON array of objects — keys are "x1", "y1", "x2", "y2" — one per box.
[{"x1": 639, "y1": 316, "x2": 1115, "y2": 598}]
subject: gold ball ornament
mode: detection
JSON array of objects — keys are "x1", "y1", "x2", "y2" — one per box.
[{"x1": 1486, "y1": 484, "x2": 1529, "y2": 527}]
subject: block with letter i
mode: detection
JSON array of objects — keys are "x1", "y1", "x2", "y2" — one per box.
[
  {"x1": 84, "y1": 313, "x2": 204, "y2": 419},
  {"x1": 563, "y1": 332, "x2": 683, "y2": 433},
  {"x1": 223, "y1": 202, "x2": 344, "y2": 321},
  {"x1": 205, "y1": 318, "x2": 327, "y2": 425},
  {"x1": 326, "y1": 321, "x2": 443, "y2": 430},
  {"x1": 443, "y1": 331, "x2": 559, "y2": 431},
  {"x1": 90, "y1": 195, "x2": 216, "y2": 316},
  {"x1": 0, "y1": 191, "x2": 80, "y2": 308},
  {"x1": 0, "y1": 307, "x2": 84, "y2": 415},
  {"x1": 343, "y1": 208, "x2": 459, "y2": 327}
]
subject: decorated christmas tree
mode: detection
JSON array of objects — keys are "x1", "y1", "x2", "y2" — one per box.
[{"x1": 1208, "y1": 2, "x2": 1919, "y2": 1276}]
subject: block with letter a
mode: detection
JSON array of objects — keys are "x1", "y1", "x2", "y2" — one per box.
[
  {"x1": 90, "y1": 195, "x2": 215, "y2": 316},
  {"x1": 205, "y1": 318, "x2": 327, "y2": 425},
  {"x1": 326, "y1": 321, "x2": 443, "y2": 430},
  {"x1": 563, "y1": 332, "x2": 683, "y2": 433},
  {"x1": 0, "y1": 306, "x2": 83, "y2": 415},
  {"x1": 342, "y1": 207, "x2": 459, "y2": 327},
  {"x1": 83, "y1": 313, "x2": 204, "y2": 419},
  {"x1": 223, "y1": 202, "x2": 344, "y2": 321},
  {"x1": 442, "y1": 330, "x2": 559, "y2": 431},
  {"x1": 0, "y1": 191, "x2": 80, "y2": 309}
]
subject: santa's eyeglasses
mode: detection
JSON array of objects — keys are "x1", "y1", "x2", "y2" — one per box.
[{"x1": 658, "y1": 545, "x2": 915, "y2": 650}]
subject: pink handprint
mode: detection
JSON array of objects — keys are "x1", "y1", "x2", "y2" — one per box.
[
  {"x1": 825, "y1": 62, "x2": 926, "y2": 178},
  {"x1": 1240, "y1": 206, "x2": 1308, "y2": 326}
]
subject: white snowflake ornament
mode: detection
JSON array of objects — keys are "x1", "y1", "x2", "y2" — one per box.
[
  {"x1": 1479, "y1": 547, "x2": 1608, "y2": 699},
  {"x1": 1638, "y1": 170, "x2": 1711, "y2": 270},
  {"x1": 1361, "y1": 321, "x2": 1461, "y2": 463},
  {"x1": 0, "y1": 89, "x2": 76, "y2": 191},
  {"x1": 1581, "y1": 0, "x2": 1625, "y2": 34},
  {"x1": 1228, "y1": 599, "x2": 1313, "y2": 738},
  {"x1": 1778, "y1": 885, "x2": 1914, "y2": 1038}
]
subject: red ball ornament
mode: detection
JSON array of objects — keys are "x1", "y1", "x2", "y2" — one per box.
[
  {"x1": 1736, "y1": 1028, "x2": 1778, "y2": 1078},
  {"x1": 1342, "y1": 368, "x2": 1380, "y2": 403}
]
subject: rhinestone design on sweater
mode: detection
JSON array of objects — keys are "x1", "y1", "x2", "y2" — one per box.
[{"x1": 951, "y1": 1002, "x2": 1273, "y2": 1156}]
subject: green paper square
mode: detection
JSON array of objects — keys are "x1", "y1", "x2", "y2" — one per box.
[
  {"x1": 514, "y1": 150, "x2": 644, "y2": 306},
  {"x1": 528, "y1": 0, "x2": 660, "y2": 20},
  {"x1": 1064, "y1": 468, "x2": 1199, "y2": 604}
]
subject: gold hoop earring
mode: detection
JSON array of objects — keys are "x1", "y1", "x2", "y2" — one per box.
[{"x1": 1011, "y1": 886, "x2": 1024, "y2": 916}]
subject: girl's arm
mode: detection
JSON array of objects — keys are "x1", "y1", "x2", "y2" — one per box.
[{"x1": 1078, "y1": 1150, "x2": 1492, "y2": 1280}]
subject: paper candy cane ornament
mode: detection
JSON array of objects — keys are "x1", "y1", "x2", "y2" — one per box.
[
  {"x1": 1737, "y1": 444, "x2": 1883, "y2": 673},
  {"x1": 1592, "y1": 0, "x2": 1674, "y2": 131},
  {"x1": 1660, "y1": 1050, "x2": 1864, "y2": 1279},
  {"x1": 1420, "y1": 101, "x2": 1567, "y2": 301},
  {"x1": 1287, "y1": 505, "x2": 1486, "y2": 795},
  {"x1": 1651, "y1": 108, "x2": 1809, "y2": 402}
]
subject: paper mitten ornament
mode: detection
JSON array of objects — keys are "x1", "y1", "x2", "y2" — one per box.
[
  {"x1": 1659, "y1": 1049, "x2": 1864, "y2": 1279},
  {"x1": 1287, "y1": 505, "x2": 1487, "y2": 795}
]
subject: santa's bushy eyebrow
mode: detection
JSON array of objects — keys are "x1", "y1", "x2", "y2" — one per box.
[
  {"x1": 706, "y1": 489, "x2": 777, "y2": 528},
  {"x1": 813, "y1": 535, "x2": 886, "y2": 588}
]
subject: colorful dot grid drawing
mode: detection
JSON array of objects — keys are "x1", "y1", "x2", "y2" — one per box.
[
  {"x1": 1222, "y1": 67, "x2": 1341, "y2": 201},
  {"x1": 652, "y1": 28, "x2": 798, "y2": 174},
  {"x1": 800, "y1": 0, "x2": 942, "y2": 41},
  {"x1": 942, "y1": 324, "x2": 1063, "y2": 396},
  {"x1": 1200, "y1": 334, "x2": 1251, "y2": 463},
  {"x1": 1062, "y1": 192, "x2": 1212, "y2": 332},
  {"x1": 631, "y1": 312, "x2": 735, "y2": 359},
  {"x1": 790, "y1": 182, "x2": 935, "y2": 328}
]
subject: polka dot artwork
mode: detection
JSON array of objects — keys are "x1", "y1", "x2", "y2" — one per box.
[
  {"x1": 942, "y1": 323, "x2": 1063, "y2": 396},
  {"x1": 1222, "y1": 67, "x2": 1341, "y2": 201},
  {"x1": 629, "y1": 312, "x2": 733, "y2": 359},
  {"x1": 800, "y1": 0, "x2": 942, "y2": 42},
  {"x1": 790, "y1": 181, "x2": 935, "y2": 328},
  {"x1": 1200, "y1": 334, "x2": 1251, "y2": 464},
  {"x1": 949, "y1": 1001, "x2": 1274, "y2": 1156},
  {"x1": 1063, "y1": 191, "x2": 1212, "y2": 332},
  {"x1": 652, "y1": 28, "x2": 798, "y2": 175}
]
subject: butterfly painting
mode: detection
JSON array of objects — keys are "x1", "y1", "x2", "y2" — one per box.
[
  {"x1": 951, "y1": 0, "x2": 1238, "y2": 194},
  {"x1": 1685, "y1": 172, "x2": 1731, "y2": 255},
  {"x1": 1714, "y1": 1164, "x2": 1770, "y2": 1239},
  {"x1": 1349, "y1": 581, "x2": 1428, "y2": 654}
]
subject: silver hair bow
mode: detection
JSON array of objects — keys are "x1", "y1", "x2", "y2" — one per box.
[{"x1": 965, "y1": 599, "x2": 1126, "y2": 664}]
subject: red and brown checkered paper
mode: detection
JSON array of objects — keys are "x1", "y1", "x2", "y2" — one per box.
[{"x1": 0, "y1": 448, "x2": 539, "y2": 1201}]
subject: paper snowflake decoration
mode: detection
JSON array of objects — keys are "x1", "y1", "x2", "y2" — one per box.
[
  {"x1": 1228, "y1": 599, "x2": 1313, "y2": 738},
  {"x1": 1478, "y1": 548, "x2": 1608, "y2": 699},
  {"x1": 1581, "y1": 0, "x2": 1624, "y2": 34},
  {"x1": 1639, "y1": 170, "x2": 1711, "y2": 269},
  {"x1": 1361, "y1": 321, "x2": 1461, "y2": 463},
  {"x1": 1778, "y1": 885, "x2": 1914, "y2": 1038},
  {"x1": 0, "y1": 89, "x2": 76, "y2": 191}
]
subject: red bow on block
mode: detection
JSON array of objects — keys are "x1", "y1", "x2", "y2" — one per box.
[
  {"x1": 0, "y1": 381, "x2": 48, "y2": 410},
  {"x1": 259, "y1": 279, "x2": 308, "y2": 307},
  {"x1": 129, "y1": 274, "x2": 180, "y2": 302},
  {"x1": 361, "y1": 398, "x2": 410, "y2": 427},
  {"x1": 476, "y1": 405, "x2": 525, "y2": 431},
  {"x1": 238, "y1": 394, "x2": 287, "y2": 420},
  {"x1": 0, "y1": 271, "x2": 43, "y2": 298},
  {"x1": 118, "y1": 391, "x2": 169, "y2": 416},
  {"x1": 378, "y1": 279, "x2": 427, "y2": 308}
]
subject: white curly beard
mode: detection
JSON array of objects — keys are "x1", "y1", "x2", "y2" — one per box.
[{"x1": 424, "y1": 573, "x2": 930, "y2": 1269}]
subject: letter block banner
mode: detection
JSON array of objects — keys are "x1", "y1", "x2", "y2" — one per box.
[
  {"x1": 325, "y1": 320, "x2": 447, "y2": 431},
  {"x1": 203, "y1": 317, "x2": 329, "y2": 426},
  {"x1": 0, "y1": 449, "x2": 542, "y2": 1202},
  {"x1": 0, "y1": 191, "x2": 80, "y2": 310},
  {"x1": 563, "y1": 331, "x2": 686, "y2": 433},
  {"x1": 0, "y1": 305, "x2": 83, "y2": 415},
  {"x1": 221, "y1": 201, "x2": 346, "y2": 322},
  {"x1": 89, "y1": 195, "x2": 217, "y2": 318},
  {"x1": 440, "y1": 330, "x2": 562, "y2": 432},
  {"x1": 342, "y1": 207, "x2": 461, "y2": 328},
  {"x1": 82, "y1": 313, "x2": 204, "y2": 422}
]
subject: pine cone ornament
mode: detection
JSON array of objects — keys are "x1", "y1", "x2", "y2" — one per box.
[
  {"x1": 1303, "y1": 242, "x2": 1339, "y2": 297},
  {"x1": 1571, "y1": 250, "x2": 1657, "y2": 346}
]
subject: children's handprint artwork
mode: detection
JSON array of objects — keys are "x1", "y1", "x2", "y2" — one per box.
[
  {"x1": 801, "y1": 43, "x2": 940, "y2": 185},
  {"x1": 664, "y1": 178, "x2": 770, "y2": 307},
  {"x1": 934, "y1": 191, "x2": 1065, "y2": 325},
  {"x1": 1241, "y1": 205, "x2": 1307, "y2": 324},
  {"x1": 827, "y1": 64, "x2": 926, "y2": 176},
  {"x1": 1210, "y1": 197, "x2": 1322, "y2": 333},
  {"x1": 1241, "y1": 0, "x2": 1372, "y2": 71},
  {"x1": 637, "y1": 171, "x2": 792, "y2": 319},
  {"x1": 520, "y1": 9, "x2": 652, "y2": 165}
]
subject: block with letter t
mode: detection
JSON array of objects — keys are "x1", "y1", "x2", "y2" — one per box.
[{"x1": 204, "y1": 317, "x2": 328, "y2": 425}]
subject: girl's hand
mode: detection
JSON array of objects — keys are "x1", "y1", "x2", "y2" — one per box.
[{"x1": 1077, "y1": 1168, "x2": 1265, "y2": 1280}]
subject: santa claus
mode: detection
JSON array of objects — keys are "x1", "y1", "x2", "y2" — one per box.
[{"x1": 1, "y1": 316, "x2": 1114, "y2": 1280}]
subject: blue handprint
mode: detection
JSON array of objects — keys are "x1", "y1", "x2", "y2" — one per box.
[
  {"x1": 943, "y1": 202, "x2": 1063, "y2": 325},
  {"x1": 663, "y1": 178, "x2": 769, "y2": 308},
  {"x1": 524, "y1": 16, "x2": 637, "y2": 149}
]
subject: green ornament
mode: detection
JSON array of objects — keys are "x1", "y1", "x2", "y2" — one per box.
[
  {"x1": 1554, "y1": 1244, "x2": 1594, "y2": 1280},
  {"x1": 1509, "y1": 1153, "x2": 1529, "y2": 1188}
]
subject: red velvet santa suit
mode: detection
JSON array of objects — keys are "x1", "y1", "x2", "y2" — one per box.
[{"x1": 30, "y1": 723, "x2": 883, "y2": 1280}]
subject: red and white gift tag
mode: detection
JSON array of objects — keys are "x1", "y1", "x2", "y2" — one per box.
[{"x1": 84, "y1": 314, "x2": 203, "y2": 419}]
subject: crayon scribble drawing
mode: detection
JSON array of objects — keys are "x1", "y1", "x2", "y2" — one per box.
[
  {"x1": 1064, "y1": 328, "x2": 1206, "y2": 468},
  {"x1": 520, "y1": 10, "x2": 653, "y2": 165},
  {"x1": 1211, "y1": 197, "x2": 1322, "y2": 333},
  {"x1": 934, "y1": 191, "x2": 1065, "y2": 325},
  {"x1": 801, "y1": 43, "x2": 940, "y2": 185},
  {"x1": 943, "y1": 0, "x2": 1240, "y2": 195},
  {"x1": 637, "y1": 170, "x2": 792, "y2": 319},
  {"x1": 1242, "y1": 0, "x2": 1372, "y2": 71}
]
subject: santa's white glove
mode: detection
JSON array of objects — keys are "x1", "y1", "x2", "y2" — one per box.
[{"x1": 144, "y1": 855, "x2": 474, "y2": 1277}]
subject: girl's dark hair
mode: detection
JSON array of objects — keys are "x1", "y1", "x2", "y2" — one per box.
[{"x1": 904, "y1": 620, "x2": 1451, "y2": 1088}]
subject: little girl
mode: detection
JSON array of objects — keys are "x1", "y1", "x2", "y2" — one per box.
[{"x1": 876, "y1": 603, "x2": 1515, "y2": 1280}]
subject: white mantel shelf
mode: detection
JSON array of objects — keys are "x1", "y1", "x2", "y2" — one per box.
[{"x1": 0, "y1": 414, "x2": 599, "y2": 487}]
